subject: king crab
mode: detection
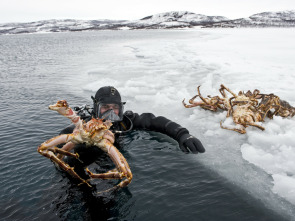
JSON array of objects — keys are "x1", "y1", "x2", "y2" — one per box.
[
  {"x1": 182, "y1": 85, "x2": 228, "y2": 112},
  {"x1": 218, "y1": 85, "x2": 264, "y2": 134},
  {"x1": 37, "y1": 100, "x2": 132, "y2": 191},
  {"x1": 184, "y1": 84, "x2": 264, "y2": 134},
  {"x1": 257, "y1": 93, "x2": 295, "y2": 120},
  {"x1": 220, "y1": 84, "x2": 260, "y2": 114},
  {"x1": 220, "y1": 101, "x2": 264, "y2": 134}
]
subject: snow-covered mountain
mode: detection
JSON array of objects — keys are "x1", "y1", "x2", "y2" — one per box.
[
  {"x1": 123, "y1": 11, "x2": 229, "y2": 29},
  {"x1": 0, "y1": 11, "x2": 229, "y2": 34},
  {"x1": 0, "y1": 10, "x2": 295, "y2": 35},
  {"x1": 204, "y1": 10, "x2": 295, "y2": 28},
  {"x1": 0, "y1": 19, "x2": 126, "y2": 35}
]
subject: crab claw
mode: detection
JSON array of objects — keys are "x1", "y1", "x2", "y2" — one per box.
[
  {"x1": 48, "y1": 100, "x2": 76, "y2": 118},
  {"x1": 49, "y1": 100, "x2": 68, "y2": 110},
  {"x1": 49, "y1": 100, "x2": 71, "y2": 115}
]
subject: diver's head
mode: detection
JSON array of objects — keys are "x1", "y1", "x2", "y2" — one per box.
[{"x1": 92, "y1": 86, "x2": 125, "y2": 122}]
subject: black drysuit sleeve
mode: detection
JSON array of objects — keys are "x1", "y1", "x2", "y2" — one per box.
[
  {"x1": 126, "y1": 111, "x2": 189, "y2": 142},
  {"x1": 59, "y1": 124, "x2": 75, "y2": 135}
]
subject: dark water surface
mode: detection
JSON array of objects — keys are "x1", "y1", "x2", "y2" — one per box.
[{"x1": 0, "y1": 31, "x2": 290, "y2": 220}]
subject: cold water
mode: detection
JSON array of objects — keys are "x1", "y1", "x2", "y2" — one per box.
[{"x1": 0, "y1": 30, "x2": 294, "y2": 220}]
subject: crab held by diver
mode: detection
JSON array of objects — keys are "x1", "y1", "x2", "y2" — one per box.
[{"x1": 37, "y1": 100, "x2": 132, "y2": 191}]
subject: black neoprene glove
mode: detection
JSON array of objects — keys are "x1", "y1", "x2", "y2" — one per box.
[{"x1": 178, "y1": 134, "x2": 205, "y2": 154}]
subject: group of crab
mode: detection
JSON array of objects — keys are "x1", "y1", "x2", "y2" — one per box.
[{"x1": 183, "y1": 84, "x2": 295, "y2": 134}]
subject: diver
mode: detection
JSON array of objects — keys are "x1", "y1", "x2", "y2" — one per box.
[{"x1": 60, "y1": 86, "x2": 205, "y2": 179}]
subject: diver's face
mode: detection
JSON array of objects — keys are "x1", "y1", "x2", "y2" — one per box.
[{"x1": 100, "y1": 103, "x2": 120, "y2": 115}]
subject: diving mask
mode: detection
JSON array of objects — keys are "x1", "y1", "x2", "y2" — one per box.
[{"x1": 98, "y1": 103, "x2": 124, "y2": 122}]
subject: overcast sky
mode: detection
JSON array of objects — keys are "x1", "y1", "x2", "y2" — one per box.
[{"x1": 1, "y1": 0, "x2": 295, "y2": 23}]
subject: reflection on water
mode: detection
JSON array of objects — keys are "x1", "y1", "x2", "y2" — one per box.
[{"x1": 0, "y1": 32, "x2": 291, "y2": 221}]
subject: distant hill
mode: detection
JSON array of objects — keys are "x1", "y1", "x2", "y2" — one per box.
[
  {"x1": 203, "y1": 10, "x2": 295, "y2": 28},
  {"x1": 0, "y1": 10, "x2": 295, "y2": 35},
  {"x1": 123, "y1": 11, "x2": 230, "y2": 29}
]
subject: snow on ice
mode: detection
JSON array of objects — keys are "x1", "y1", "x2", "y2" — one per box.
[{"x1": 82, "y1": 28, "x2": 295, "y2": 209}]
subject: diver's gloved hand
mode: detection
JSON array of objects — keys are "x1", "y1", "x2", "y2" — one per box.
[{"x1": 178, "y1": 133, "x2": 205, "y2": 154}]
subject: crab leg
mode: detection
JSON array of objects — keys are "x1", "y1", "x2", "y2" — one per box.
[
  {"x1": 182, "y1": 92, "x2": 203, "y2": 108},
  {"x1": 56, "y1": 141, "x2": 76, "y2": 160},
  {"x1": 245, "y1": 123, "x2": 265, "y2": 131},
  {"x1": 183, "y1": 86, "x2": 210, "y2": 108},
  {"x1": 48, "y1": 100, "x2": 83, "y2": 129},
  {"x1": 220, "y1": 84, "x2": 238, "y2": 98},
  {"x1": 272, "y1": 105, "x2": 282, "y2": 118},
  {"x1": 219, "y1": 87, "x2": 227, "y2": 98},
  {"x1": 196, "y1": 86, "x2": 211, "y2": 105},
  {"x1": 48, "y1": 146, "x2": 78, "y2": 159},
  {"x1": 37, "y1": 134, "x2": 91, "y2": 187},
  {"x1": 39, "y1": 149, "x2": 91, "y2": 187},
  {"x1": 220, "y1": 121, "x2": 246, "y2": 134},
  {"x1": 253, "y1": 89, "x2": 261, "y2": 99},
  {"x1": 260, "y1": 106, "x2": 273, "y2": 120},
  {"x1": 38, "y1": 134, "x2": 73, "y2": 151},
  {"x1": 183, "y1": 86, "x2": 220, "y2": 110},
  {"x1": 188, "y1": 94, "x2": 199, "y2": 104},
  {"x1": 86, "y1": 140, "x2": 132, "y2": 191},
  {"x1": 86, "y1": 168, "x2": 123, "y2": 179},
  {"x1": 182, "y1": 98, "x2": 204, "y2": 108}
]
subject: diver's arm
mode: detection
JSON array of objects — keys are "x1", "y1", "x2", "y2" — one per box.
[
  {"x1": 130, "y1": 112, "x2": 189, "y2": 141},
  {"x1": 125, "y1": 111, "x2": 205, "y2": 154}
]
